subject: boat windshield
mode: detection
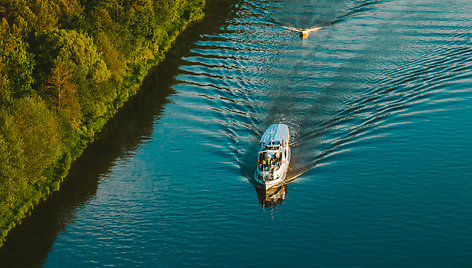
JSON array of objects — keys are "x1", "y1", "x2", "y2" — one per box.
[{"x1": 264, "y1": 145, "x2": 280, "y2": 151}]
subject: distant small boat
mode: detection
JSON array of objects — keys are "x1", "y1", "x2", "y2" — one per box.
[
  {"x1": 282, "y1": 25, "x2": 323, "y2": 39},
  {"x1": 254, "y1": 124, "x2": 291, "y2": 189}
]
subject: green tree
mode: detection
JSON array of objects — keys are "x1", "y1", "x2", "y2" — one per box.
[
  {"x1": 0, "y1": 55, "x2": 11, "y2": 105},
  {"x1": 0, "y1": 110, "x2": 26, "y2": 215},
  {"x1": 0, "y1": 18, "x2": 35, "y2": 100},
  {"x1": 33, "y1": 28, "x2": 111, "y2": 121},
  {"x1": 12, "y1": 97, "x2": 63, "y2": 180},
  {"x1": 46, "y1": 60, "x2": 81, "y2": 127}
]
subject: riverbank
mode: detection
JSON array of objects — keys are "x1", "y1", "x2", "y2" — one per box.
[{"x1": 0, "y1": 0, "x2": 205, "y2": 246}]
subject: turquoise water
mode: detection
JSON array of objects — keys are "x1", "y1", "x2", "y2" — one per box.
[{"x1": 1, "y1": 0, "x2": 472, "y2": 266}]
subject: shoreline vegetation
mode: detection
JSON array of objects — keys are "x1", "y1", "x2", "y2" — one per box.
[{"x1": 0, "y1": 0, "x2": 205, "y2": 246}]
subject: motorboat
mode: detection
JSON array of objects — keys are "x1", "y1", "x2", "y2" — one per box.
[
  {"x1": 254, "y1": 124, "x2": 291, "y2": 189},
  {"x1": 281, "y1": 25, "x2": 323, "y2": 39}
]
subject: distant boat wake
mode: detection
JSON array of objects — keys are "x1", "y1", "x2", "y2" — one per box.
[
  {"x1": 265, "y1": 0, "x2": 382, "y2": 40},
  {"x1": 281, "y1": 25, "x2": 323, "y2": 39}
]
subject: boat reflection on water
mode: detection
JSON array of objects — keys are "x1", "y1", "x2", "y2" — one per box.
[{"x1": 253, "y1": 183, "x2": 288, "y2": 207}]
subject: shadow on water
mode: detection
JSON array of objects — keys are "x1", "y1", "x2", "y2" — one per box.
[{"x1": 0, "y1": 0, "x2": 239, "y2": 265}]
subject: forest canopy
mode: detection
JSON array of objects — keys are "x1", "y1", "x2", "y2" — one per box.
[{"x1": 0, "y1": 0, "x2": 205, "y2": 245}]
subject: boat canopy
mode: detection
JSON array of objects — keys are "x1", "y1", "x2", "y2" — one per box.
[{"x1": 260, "y1": 124, "x2": 289, "y2": 146}]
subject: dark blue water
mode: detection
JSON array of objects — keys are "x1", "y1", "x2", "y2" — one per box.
[{"x1": 2, "y1": 0, "x2": 472, "y2": 266}]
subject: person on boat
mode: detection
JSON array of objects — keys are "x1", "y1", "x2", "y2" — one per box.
[
  {"x1": 270, "y1": 155, "x2": 277, "y2": 172},
  {"x1": 258, "y1": 152, "x2": 265, "y2": 169},
  {"x1": 274, "y1": 153, "x2": 281, "y2": 168}
]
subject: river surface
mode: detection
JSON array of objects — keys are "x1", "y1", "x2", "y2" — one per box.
[{"x1": 2, "y1": 0, "x2": 472, "y2": 266}]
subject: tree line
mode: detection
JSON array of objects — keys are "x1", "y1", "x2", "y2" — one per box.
[{"x1": 0, "y1": 0, "x2": 205, "y2": 245}]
